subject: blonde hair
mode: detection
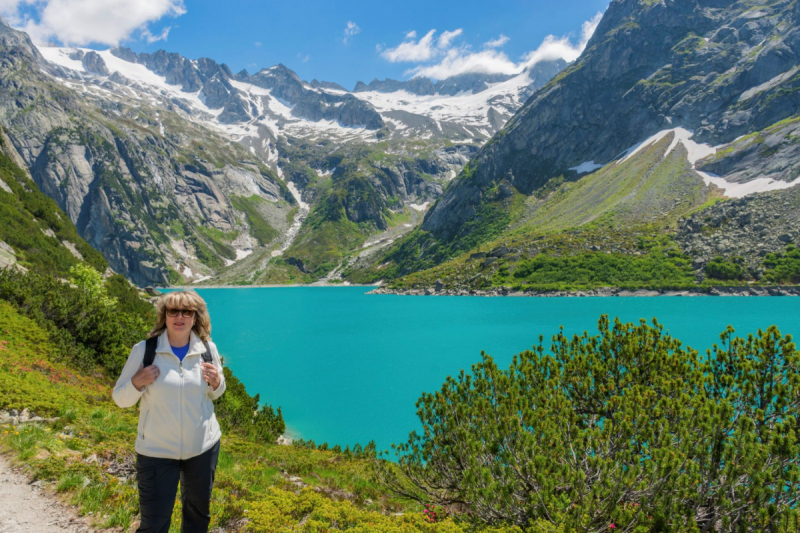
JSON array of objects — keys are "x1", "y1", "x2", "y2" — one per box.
[{"x1": 149, "y1": 291, "x2": 212, "y2": 341}]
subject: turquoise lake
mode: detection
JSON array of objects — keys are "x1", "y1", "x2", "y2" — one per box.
[{"x1": 195, "y1": 287, "x2": 800, "y2": 455}]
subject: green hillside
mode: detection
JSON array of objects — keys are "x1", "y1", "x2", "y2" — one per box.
[{"x1": 348, "y1": 133, "x2": 723, "y2": 291}]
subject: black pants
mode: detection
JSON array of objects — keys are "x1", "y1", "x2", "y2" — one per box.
[{"x1": 136, "y1": 440, "x2": 220, "y2": 533}]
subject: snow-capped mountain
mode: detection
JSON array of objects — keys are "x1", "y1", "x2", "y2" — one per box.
[{"x1": 38, "y1": 45, "x2": 565, "y2": 154}]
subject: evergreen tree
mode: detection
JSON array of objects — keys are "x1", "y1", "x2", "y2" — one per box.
[{"x1": 377, "y1": 316, "x2": 800, "y2": 532}]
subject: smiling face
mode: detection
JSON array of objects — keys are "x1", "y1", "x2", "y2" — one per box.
[
  {"x1": 152, "y1": 291, "x2": 211, "y2": 344},
  {"x1": 166, "y1": 309, "x2": 195, "y2": 346}
]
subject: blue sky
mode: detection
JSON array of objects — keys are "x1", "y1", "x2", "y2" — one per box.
[{"x1": 4, "y1": 0, "x2": 609, "y2": 89}]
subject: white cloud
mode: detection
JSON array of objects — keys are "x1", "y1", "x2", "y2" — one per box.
[
  {"x1": 141, "y1": 25, "x2": 173, "y2": 44},
  {"x1": 1, "y1": 0, "x2": 185, "y2": 46},
  {"x1": 409, "y1": 48, "x2": 519, "y2": 79},
  {"x1": 343, "y1": 20, "x2": 360, "y2": 44},
  {"x1": 380, "y1": 29, "x2": 437, "y2": 62},
  {"x1": 484, "y1": 34, "x2": 509, "y2": 48},
  {"x1": 380, "y1": 28, "x2": 463, "y2": 63},
  {"x1": 520, "y1": 12, "x2": 602, "y2": 67},
  {"x1": 386, "y1": 12, "x2": 604, "y2": 80},
  {"x1": 254, "y1": 41, "x2": 262, "y2": 48},
  {"x1": 437, "y1": 28, "x2": 462, "y2": 49},
  {"x1": 297, "y1": 52, "x2": 310, "y2": 63}
]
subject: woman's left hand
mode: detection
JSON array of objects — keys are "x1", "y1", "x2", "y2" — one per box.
[{"x1": 201, "y1": 363, "x2": 221, "y2": 391}]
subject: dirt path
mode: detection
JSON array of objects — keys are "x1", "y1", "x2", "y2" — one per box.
[{"x1": 0, "y1": 453, "x2": 96, "y2": 533}]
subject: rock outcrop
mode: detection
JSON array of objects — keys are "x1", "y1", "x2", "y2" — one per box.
[{"x1": 677, "y1": 186, "x2": 800, "y2": 276}]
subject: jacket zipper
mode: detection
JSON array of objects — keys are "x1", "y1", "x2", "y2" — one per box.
[{"x1": 179, "y1": 359, "x2": 184, "y2": 459}]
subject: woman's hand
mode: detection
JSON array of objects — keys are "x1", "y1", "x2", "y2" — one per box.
[
  {"x1": 131, "y1": 364, "x2": 160, "y2": 391},
  {"x1": 201, "y1": 363, "x2": 221, "y2": 391}
]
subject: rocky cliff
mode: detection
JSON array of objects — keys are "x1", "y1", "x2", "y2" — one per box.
[{"x1": 0, "y1": 21, "x2": 295, "y2": 286}]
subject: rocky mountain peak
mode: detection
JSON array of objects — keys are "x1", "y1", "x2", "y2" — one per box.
[
  {"x1": 0, "y1": 18, "x2": 45, "y2": 66},
  {"x1": 310, "y1": 79, "x2": 347, "y2": 92},
  {"x1": 110, "y1": 46, "x2": 138, "y2": 63},
  {"x1": 434, "y1": 72, "x2": 515, "y2": 96},
  {"x1": 81, "y1": 51, "x2": 108, "y2": 76},
  {"x1": 353, "y1": 77, "x2": 436, "y2": 95}
]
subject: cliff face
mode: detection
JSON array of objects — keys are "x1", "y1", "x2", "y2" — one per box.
[
  {"x1": 0, "y1": 22, "x2": 294, "y2": 286},
  {"x1": 420, "y1": 0, "x2": 800, "y2": 242}
]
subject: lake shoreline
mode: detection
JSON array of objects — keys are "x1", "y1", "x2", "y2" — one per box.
[
  {"x1": 369, "y1": 286, "x2": 800, "y2": 297},
  {"x1": 171, "y1": 283, "x2": 381, "y2": 290},
  {"x1": 167, "y1": 283, "x2": 800, "y2": 297}
]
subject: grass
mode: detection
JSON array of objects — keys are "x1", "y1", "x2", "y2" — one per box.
[
  {"x1": 1, "y1": 299, "x2": 525, "y2": 532},
  {"x1": 384, "y1": 224, "x2": 699, "y2": 292},
  {"x1": 230, "y1": 195, "x2": 280, "y2": 246},
  {"x1": 284, "y1": 215, "x2": 371, "y2": 277}
]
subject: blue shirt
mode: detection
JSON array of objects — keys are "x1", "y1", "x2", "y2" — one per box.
[{"x1": 171, "y1": 343, "x2": 190, "y2": 362}]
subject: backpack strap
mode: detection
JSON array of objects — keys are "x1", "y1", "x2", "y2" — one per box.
[
  {"x1": 143, "y1": 336, "x2": 158, "y2": 367},
  {"x1": 201, "y1": 341, "x2": 212, "y2": 364}
]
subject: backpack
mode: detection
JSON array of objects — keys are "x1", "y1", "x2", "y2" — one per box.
[{"x1": 143, "y1": 336, "x2": 212, "y2": 366}]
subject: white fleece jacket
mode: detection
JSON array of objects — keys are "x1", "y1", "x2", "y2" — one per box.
[{"x1": 113, "y1": 330, "x2": 226, "y2": 459}]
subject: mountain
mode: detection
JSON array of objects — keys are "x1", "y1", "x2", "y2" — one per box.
[
  {"x1": 0, "y1": 22, "x2": 303, "y2": 286},
  {"x1": 0, "y1": 17, "x2": 566, "y2": 286},
  {"x1": 354, "y1": 77, "x2": 437, "y2": 95},
  {"x1": 352, "y1": 0, "x2": 800, "y2": 290},
  {"x1": 350, "y1": 62, "x2": 567, "y2": 140}
]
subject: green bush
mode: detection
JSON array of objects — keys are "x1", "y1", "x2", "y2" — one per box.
[
  {"x1": 214, "y1": 367, "x2": 286, "y2": 443},
  {"x1": 0, "y1": 269, "x2": 148, "y2": 375},
  {"x1": 705, "y1": 256, "x2": 745, "y2": 281},
  {"x1": 105, "y1": 274, "x2": 156, "y2": 321},
  {"x1": 508, "y1": 249, "x2": 694, "y2": 288},
  {"x1": 379, "y1": 316, "x2": 800, "y2": 532},
  {"x1": 763, "y1": 245, "x2": 800, "y2": 283}
]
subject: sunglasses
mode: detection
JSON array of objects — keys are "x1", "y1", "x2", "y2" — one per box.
[{"x1": 166, "y1": 309, "x2": 196, "y2": 318}]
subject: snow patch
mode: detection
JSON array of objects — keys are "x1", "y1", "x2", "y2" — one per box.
[
  {"x1": 622, "y1": 127, "x2": 800, "y2": 198},
  {"x1": 272, "y1": 181, "x2": 310, "y2": 258},
  {"x1": 287, "y1": 182, "x2": 309, "y2": 211},
  {"x1": 696, "y1": 171, "x2": 800, "y2": 198},
  {"x1": 569, "y1": 161, "x2": 603, "y2": 174},
  {"x1": 38, "y1": 47, "x2": 85, "y2": 72},
  {"x1": 619, "y1": 127, "x2": 715, "y2": 165},
  {"x1": 410, "y1": 202, "x2": 430, "y2": 212}
]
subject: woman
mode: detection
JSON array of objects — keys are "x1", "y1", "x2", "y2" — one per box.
[{"x1": 113, "y1": 290, "x2": 226, "y2": 533}]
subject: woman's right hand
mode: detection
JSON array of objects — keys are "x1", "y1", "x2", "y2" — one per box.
[{"x1": 131, "y1": 364, "x2": 160, "y2": 391}]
